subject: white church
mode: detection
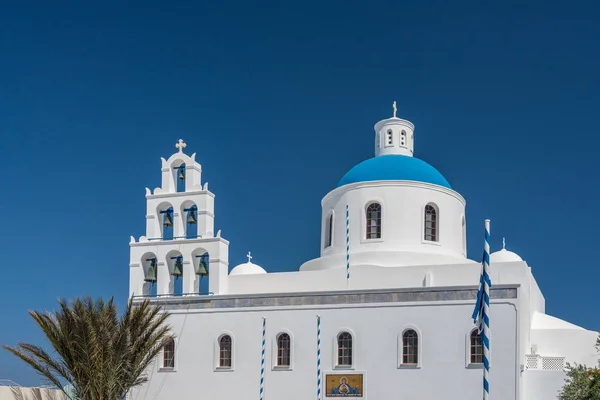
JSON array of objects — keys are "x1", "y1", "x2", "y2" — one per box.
[{"x1": 128, "y1": 106, "x2": 598, "y2": 400}]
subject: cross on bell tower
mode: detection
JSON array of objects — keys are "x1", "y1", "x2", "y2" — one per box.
[{"x1": 176, "y1": 139, "x2": 187, "y2": 153}]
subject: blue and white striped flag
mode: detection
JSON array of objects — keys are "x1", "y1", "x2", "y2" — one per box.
[{"x1": 472, "y1": 219, "x2": 491, "y2": 400}]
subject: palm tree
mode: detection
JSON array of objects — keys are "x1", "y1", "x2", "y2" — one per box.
[{"x1": 4, "y1": 297, "x2": 171, "y2": 400}]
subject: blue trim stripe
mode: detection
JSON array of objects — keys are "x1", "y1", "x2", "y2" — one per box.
[
  {"x1": 472, "y1": 220, "x2": 492, "y2": 400},
  {"x1": 260, "y1": 317, "x2": 266, "y2": 400},
  {"x1": 346, "y1": 205, "x2": 350, "y2": 282},
  {"x1": 317, "y1": 315, "x2": 321, "y2": 400}
]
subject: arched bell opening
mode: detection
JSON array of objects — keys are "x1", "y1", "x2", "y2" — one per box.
[
  {"x1": 172, "y1": 160, "x2": 186, "y2": 193},
  {"x1": 192, "y1": 248, "x2": 210, "y2": 295},
  {"x1": 181, "y1": 201, "x2": 198, "y2": 239},
  {"x1": 166, "y1": 250, "x2": 184, "y2": 296},
  {"x1": 157, "y1": 202, "x2": 174, "y2": 240},
  {"x1": 141, "y1": 252, "x2": 158, "y2": 297}
]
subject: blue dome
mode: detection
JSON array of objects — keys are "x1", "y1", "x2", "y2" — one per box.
[{"x1": 338, "y1": 155, "x2": 451, "y2": 189}]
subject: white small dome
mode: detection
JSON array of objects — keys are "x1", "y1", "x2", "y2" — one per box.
[
  {"x1": 490, "y1": 248, "x2": 523, "y2": 263},
  {"x1": 230, "y1": 261, "x2": 267, "y2": 276}
]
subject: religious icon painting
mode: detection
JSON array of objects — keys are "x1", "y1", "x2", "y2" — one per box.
[{"x1": 324, "y1": 373, "x2": 364, "y2": 397}]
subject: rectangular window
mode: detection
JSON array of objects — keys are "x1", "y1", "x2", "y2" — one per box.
[
  {"x1": 366, "y1": 204, "x2": 382, "y2": 239},
  {"x1": 403, "y1": 339, "x2": 418, "y2": 364},
  {"x1": 219, "y1": 336, "x2": 232, "y2": 368},
  {"x1": 470, "y1": 336, "x2": 483, "y2": 364},
  {"x1": 325, "y1": 214, "x2": 333, "y2": 248},
  {"x1": 424, "y1": 205, "x2": 437, "y2": 242},
  {"x1": 337, "y1": 333, "x2": 353, "y2": 366},
  {"x1": 163, "y1": 340, "x2": 175, "y2": 368},
  {"x1": 277, "y1": 335, "x2": 291, "y2": 366}
]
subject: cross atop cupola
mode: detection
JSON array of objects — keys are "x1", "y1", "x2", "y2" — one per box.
[
  {"x1": 176, "y1": 139, "x2": 187, "y2": 153},
  {"x1": 247, "y1": 251, "x2": 253, "y2": 262}
]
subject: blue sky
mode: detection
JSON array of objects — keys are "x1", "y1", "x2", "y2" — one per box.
[{"x1": 1, "y1": 0, "x2": 599, "y2": 386}]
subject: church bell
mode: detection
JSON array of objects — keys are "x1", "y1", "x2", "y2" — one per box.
[
  {"x1": 178, "y1": 165, "x2": 185, "y2": 180},
  {"x1": 144, "y1": 267, "x2": 157, "y2": 283},
  {"x1": 163, "y1": 212, "x2": 174, "y2": 227},
  {"x1": 195, "y1": 259, "x2": 209, "y2": 276},
  {"x1": 171, "y1": 257, "x2": 183, "y2": 278},
  {"x1": 187, "y1": 211, "x2": 197, "y2": 225},
  {"x1": 144, "y1": 259, "x2": 157, "y2": 283}
]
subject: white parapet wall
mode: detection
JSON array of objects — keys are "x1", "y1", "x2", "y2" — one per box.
[{"x1": 0, "y1": 386, "x2": 66, "y2": 400}]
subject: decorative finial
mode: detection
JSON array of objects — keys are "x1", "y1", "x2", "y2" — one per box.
[
  {"x1": 175, "y1": 139, "x2": 187, "y2": 153},
  {"x1": 392, "y1": 101, "x2": 397, "y2": 118},
  {"x1": 247, "y1": 251, "x2": 252, "y2": 262},
  {"x1": 502, "y1": 237, "x2": 506, "y2": 250}
]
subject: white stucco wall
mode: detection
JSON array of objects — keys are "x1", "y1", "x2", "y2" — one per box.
[
  {"x1": 532, "y1": 327, "x2": 599, "y2": 366},
  {"x1": 523, "y1": 370, "x2": 567, "y2": 400},
  {"x1": 316, "y1": 181, "x2": 467, "y2": 267},
  {"x1": 0, "y1": 386, "x2": 66, "y2": 400},
  {"x1": 130, "y1": 290, "x2": 519, "y2": 400}
]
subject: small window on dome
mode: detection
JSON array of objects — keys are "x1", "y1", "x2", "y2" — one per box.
[
  {"x1": 462, "y1": 215, "x2": 466, "y2": 255},
  {"x1": 324, "y1": 212, "x2": 333, "y2": 249},
  {"x1": 366, "y1": 203, "x2": 382, "y2": 239},
  {"x1": 386, "y1": 130, "x2": 393, "y2": 147},
  {"x1": 424, "y1": 204, "x2": 438, "y2": 242}
]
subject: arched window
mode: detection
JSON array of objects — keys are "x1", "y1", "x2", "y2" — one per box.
[
  {"x1": 366, "y1": 203, "x2": 382, "y2": 239},
  {"x1": 163, "y1": 338, "x2": 175, "y2": 368},
  {"x1": 424, "y1": 204, "x2": 438, "y2": 242},
  {"x1": 324, "y1": 212, "x2": 333, "y2": 249},
  {"x1": 402, "y1": 330, "x2": 419, "y2": 364},
  {"x1": 277, "y1": 333, "x2": 291, "y2": 367},
  {"x1": 470, "y1": 330, "x2": 483, "y2": 364},
  {"x1": 219, "y1": 335, "x2": 232, "y2": 368},
  {"x1": 386, "y1": 130, "x2": 393, "y2": 146},
  {"x1": 401, "y1": 130, "x2": 406, "y2": 146},
  {"x1": 337, "y1": 332, "x2": 353, "y2": 366}
]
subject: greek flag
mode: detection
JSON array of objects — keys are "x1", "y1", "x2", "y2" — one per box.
[{"x1": 472, "y1": 219, "x2": 491, "y2": 399}]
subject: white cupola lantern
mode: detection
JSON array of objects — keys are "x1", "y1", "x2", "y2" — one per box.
[{"x1": 374, "y1": 101, "x2": 414, "y2": 157}]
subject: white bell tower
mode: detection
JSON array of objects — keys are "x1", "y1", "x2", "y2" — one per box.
[{"x1": 129, "y1": 139, "x2": 230, "y2": 298}]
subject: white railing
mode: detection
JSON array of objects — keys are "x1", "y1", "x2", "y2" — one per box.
[{"x1": 525, "y1": 354, "x2": 565, "y2": 371}]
